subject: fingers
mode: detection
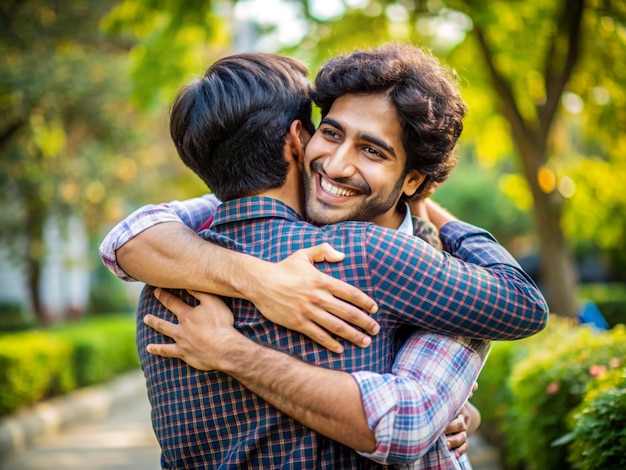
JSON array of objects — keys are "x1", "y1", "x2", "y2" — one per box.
[
  {"x1": 300, "y1": 245, "x2": 378, "y2": 315},
  {"x1": 299, "y1": 322, "x2": 345, "y2": 354},
  {"x1": 146, "y1": 342, "x2": 181, "y2": 359},
  {"x1": 186, "y1": 289, "x2": 223, "y2": 304},
  {"x1": 328, "y1": 299, "x2": 380, "y2": 336},
  {"x1": 446, "y1": 430, "x2": 466, "y2": 448},
  {"x1": 144, "y1": 313, "x2": 178, "y2": 339},
  {"x1": 301, "y1": 243, "x2": 345, "y2": 263},
  {"x1": 445, "y1": 413, "x2": 469, "y2": 455},
  {"x1": 323, "y1": 277, "x2": 379, "y2": 317},
  {"x1": 447, "y1": 432, "x2": 468, "y2": 457},
  {"x1": 154, "y1": 288, "x2": 190, "y2": 318},
  {"x1": 444, "y1": 415, "x2": 466, "y2": 435},
  {"x1": 308, "y1": 308, "x2": 373, "y2": 349}
]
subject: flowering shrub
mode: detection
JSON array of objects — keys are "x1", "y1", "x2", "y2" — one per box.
[
  {"x1": 504, "y1": 322, "x2": 626, "y2": 469},
  {"x1": 567, "y1": 368, "x2": 626, "y2": 469}
]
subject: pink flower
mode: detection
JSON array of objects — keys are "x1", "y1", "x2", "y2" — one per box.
[
  {"x1": 546, "y1": 382, "x2": 560, "y2": 394},
  {"x1": 609, "y1": 358, "x2": 621, "y2": 369},
  {"x1": 589, "y1": 364, "x2": 607, "y2": 378}
]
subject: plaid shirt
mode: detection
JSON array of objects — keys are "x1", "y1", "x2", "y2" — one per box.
[{"x1": 131, "y1": 196, "x2": 547, "y2": 469}]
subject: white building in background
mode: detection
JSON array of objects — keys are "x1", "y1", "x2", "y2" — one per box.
[
  {"x1": 0, "y1": 245, "x2": 28, "y2": 307},
  {"x1": 0, "y1": 216, "x2": 91, "y2": 321}
]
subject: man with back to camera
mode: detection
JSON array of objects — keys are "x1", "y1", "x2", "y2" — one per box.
[{"x1": 98, "y1": 43, "x2": 546, "y2": 462}]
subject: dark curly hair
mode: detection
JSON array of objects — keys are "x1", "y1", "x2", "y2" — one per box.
[{"x1": 312, "y1": 43, "x2": 467, "y2": 201}]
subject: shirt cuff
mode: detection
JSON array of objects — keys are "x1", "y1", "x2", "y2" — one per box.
[
  {"x1": 351, "y1": 371, "x2": 400, "y2": 464},
  {"x1": 99, "y1": 206, "x2": 189, "y2": 282}
]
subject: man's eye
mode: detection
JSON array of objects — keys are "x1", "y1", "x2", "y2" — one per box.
[
  {"x1": 323, "y1": 129, "x2": 341, "y2": 140},
  {"x1": 364, "y1": 147, "x2": 385, "y2": 159}
]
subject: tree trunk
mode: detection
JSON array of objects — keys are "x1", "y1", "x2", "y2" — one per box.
[
  {"x1": 26, "y1": 255, "x2": 45, "y2": 324},
  {"x1": 512, "y1": 132, "x2": 580, "y2": 319},
  {"x1": 25, "y1": 196, "x2": 49, "y2": 325},
  {"x1": 471, "y1": 0, "x2": 584, "y2": 320},
  {"x1": 532, "y1": 188, "x2": 579, "y2": 318}
]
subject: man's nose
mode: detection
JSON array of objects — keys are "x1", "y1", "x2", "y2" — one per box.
[{"x1": 323, "y1": 144, "x2": 357, "y2": 178}]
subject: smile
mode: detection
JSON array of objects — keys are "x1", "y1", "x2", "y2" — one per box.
[{"x1": 319, "y1": 175, "x2": 359, "y2": 197}]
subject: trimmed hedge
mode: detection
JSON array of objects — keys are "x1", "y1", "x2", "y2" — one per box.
[
  {"x1": 0, "y1": 314, "x2": 138, "y2": 417},
  {"x1": 0, "y1": 332, "x2": 75, "y2": 415}
]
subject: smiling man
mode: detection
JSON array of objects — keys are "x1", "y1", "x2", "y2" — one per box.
[
  {"x1": 100, "y1": 44, "x2": 547, "y2": 468},
  {"x1": 304, "y1": 94, "x2": 423, "y2": 228}
]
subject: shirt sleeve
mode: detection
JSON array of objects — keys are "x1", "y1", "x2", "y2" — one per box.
[
  {"x1": 99, "y1": 195, "x2": 221, "y2": 281},
  {"x1": 352, "y1": 332, "x2": 489, "y2": 465},
  {"x1": 365, "y1": 221, "x2": 549, "y2": 340}
]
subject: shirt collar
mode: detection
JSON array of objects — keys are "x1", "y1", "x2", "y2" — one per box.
[
  {"x1": 397, "y1": 203, "x2": 414, "y2": 235},
  {"x1": 211, "y1": 196, "x2": 304, "y2": 228}
]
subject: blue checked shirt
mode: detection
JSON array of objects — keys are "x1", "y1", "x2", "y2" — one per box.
[{"x1": 103, "y1": 195, "x2": 547, "y2": 468}]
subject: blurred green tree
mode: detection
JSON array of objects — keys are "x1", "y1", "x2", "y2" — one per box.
[
  {"x1": 0, "y1": 0, "x2": 239, "y2": 324},
  {"x1": 0, "y1": 0, "x2": 133, "y2": 323},
  {"x1": 0, "y1": 0, "x2": 206, "y2": 323}
]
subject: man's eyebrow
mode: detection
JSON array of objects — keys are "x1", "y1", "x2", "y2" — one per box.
[
  {"x1": 321, "y1": 117, "x2": 397, "y2": 158},
  {"x1": 320, "y1": 117, "x2": 345, "y2": 133},
  {"x1": 359, "y1": 132, "x2": 397, "y2": 158}
]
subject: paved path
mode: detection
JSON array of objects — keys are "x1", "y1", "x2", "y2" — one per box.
[
  {"x1": 0, "y1": 380, "x2": 160, "y2": 470},
  {"x1": 0, "y1": 371, "x2": 501, "y2": 469}
]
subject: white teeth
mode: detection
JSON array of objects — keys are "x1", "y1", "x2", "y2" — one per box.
[{"x1": 320, "y1": 177, "x2": 358, "y2": 197}]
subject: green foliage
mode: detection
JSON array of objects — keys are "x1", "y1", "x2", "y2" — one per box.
[
  {"x1": 0, "y1": 303, "x2": 36, "y2": 332},
  {"x1": 473, "y1": 316, "x2": 626, "y2": 469},
  {"x1": 0, "y1": 315, "x2": 138, "y2": 417},
  {"x1": 468, "y1": 340, "x2": 517, "y2": 446},
  {"x1": 0, "y1": 1, "x2": 210, "y2": 321},
  {"x1": 0, "y1": 0, "x2": 137, "y2": 320},
  {"x1": 101, "y1": 0, "x2": 227, "y2": 110},
  {"x1": 579, "y1": 283, "x2": 626, "y2": 328},
  {"x1": 563, "y1": 157, "x2": 626, "y2": 279},
  {"x1": 50, "y1": 315, "x2": 138, "y2": 387},
  {"x1": 505, "y1": 323, "x2": 626, "y2": 469},
  {"x1": 432, "y1": 159, "x2": 532, "y2": 246},
  {"x1": 568, "y1": 369, "x2": 626, "y2": 470},
  {"x1": 87, "y1": 261, "x2": 136, "y2": 315},
  {"x1": 471, "y1": 316, "x2": 578, "y2": 462},
  {"x1": 0, "y1": 332, "x2": 75, "y2": 415}
]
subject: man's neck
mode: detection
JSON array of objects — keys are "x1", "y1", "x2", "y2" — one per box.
[
  {"x1": 248, "y1": 163, "x2": 305, "y2": 217},
  {"x1": 256, "y1": 189, "x2": 303, "y2": 217}
]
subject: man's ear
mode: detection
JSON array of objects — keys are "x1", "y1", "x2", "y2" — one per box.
[
  {"x1": 286, "y1": 120, "x2": 305, "y2": 169},
  {"x1": 402, "y1": 170, "x2": 426, "y2": 198}
]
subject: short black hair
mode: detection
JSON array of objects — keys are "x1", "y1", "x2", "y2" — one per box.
[{"x1": 170, "y1": 53, "x2": 315, "y2": 201}]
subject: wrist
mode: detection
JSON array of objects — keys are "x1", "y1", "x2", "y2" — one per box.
[
  {"x1": 425, "y1": 199, "x2": 457, "y2": 229},
  {"x1": 217, "y1": 333, "x2": 262, "y2": 374},
  {"x1": 231, "y1": 255, "x2": 268, "y2": 302},
  {"x1": 197, "y1": 244, "x2": 259, "y2": 299}
]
